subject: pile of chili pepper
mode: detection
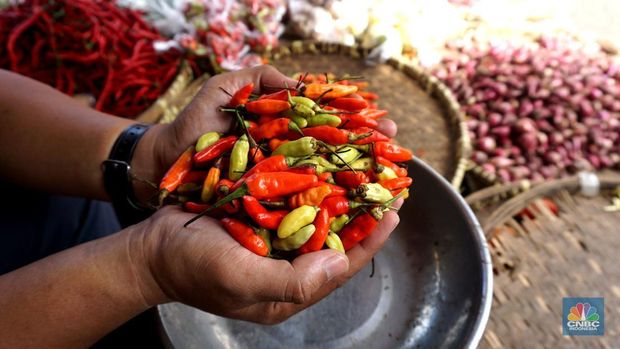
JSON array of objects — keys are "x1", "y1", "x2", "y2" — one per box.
[
  {"x1": 0, "y1": 0, "x2": 181, "y2": 118},
  {"x1": 157, "y1": 73, "x2": 413, "y2": 257}
]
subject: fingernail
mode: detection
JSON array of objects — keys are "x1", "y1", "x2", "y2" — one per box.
[{"x1": 323, "y1": 254, "x2": 349, "y2": 281}]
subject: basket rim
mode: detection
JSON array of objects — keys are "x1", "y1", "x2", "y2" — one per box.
[{"x1": 267, "y1": 40, "x2": 471, "y2": 189}]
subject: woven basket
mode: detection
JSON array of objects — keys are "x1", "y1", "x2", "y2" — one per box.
[
  {"x1": 465, "y1": 171, "x2": 620, "y2": 349},
  {"x1": 268, "y1": 41, "x2": 470, "y2": 187},
  {"x1": 136, "y1": 41, "x2": 471, "y2": 187}
]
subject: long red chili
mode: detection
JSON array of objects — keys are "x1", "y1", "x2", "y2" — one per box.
[
  {"x1": 242, "y1": 196, "x2": 287, "y2": 230},
  {"x1": 373, "y1": 142, "x2": 413, "y2": 162},
  {"x1": 181, "y1": 170, "x2": 209, "y2": 184},
  {"x1": 340, "y1": 114, "x2": 379, "y2": 130},
  {"x1": 339, "y1": 210, "x2": 381, "y2": 251},
  {"x1": 251, "y1": 118, "x2": 301, "y2": 141},
  {"x1": 351, "y1": 127, "x2": 390, "y2": 144},
  {"x1": 298, "y1": 208, "x2": 330, "y2": 254},
  {"x1": 193, "y1": 135, "x2": 238, "y2": 165},
  {"x1": 334, "y1": 171, "x2": 371, "y2": 189},
  {"x1": 245, "y1": 99, "x2": 290, "y2": 114},
  {"x1": 321, "y1": 196, "x2": 365, "y2": 216},
  {"x1": 258, "y1": 89, "x2": 297, "y2": 101},
  {"x1": 220, "y1": 218, "x2": 269, "y2": 256},
  {"x1": 227, "y1": 82, "x2": 254, "y2": 107},
  {"x1": 302, "y1": 126, "x2": 368, "y2": 145},
  {"x1": 328, "y1": 97, "x2": 368, "y2": 112}
]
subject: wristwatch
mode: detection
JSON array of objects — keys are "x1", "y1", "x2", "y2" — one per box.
[{"x1": 102, "y1": 123, "x2": 154, "y2": 227}]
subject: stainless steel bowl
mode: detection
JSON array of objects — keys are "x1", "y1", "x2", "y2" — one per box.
[{"x1": 157, "y1": 158, "x2": 493, "y2": 349}]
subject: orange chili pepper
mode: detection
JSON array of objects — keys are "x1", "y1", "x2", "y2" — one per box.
[
  {"x1": 242, "y1": 196, "x2": 287, "y2": 230},
  {"x1": 269, "y1": 138, "x2": 289, "y2": 152},
  {"x1": 356, "y1": 91, "x2": 379, "y2": 100},
  {"x1": 159, "y1": 146, "x2": 194, "y2": 205},
  {"x1": 201, "y1": 158, "x2": 222, "y2": 202},
  {"x1": 227, "y1": 82, "x2": 254, "y2": 107},
  {"x1": 303, "y1": 83, "x2": 358, "y2": 100},
  {"x1": 328, "y1": 97, "x2": 368, "y2": 112},
  {"x1": 376, "y1": 156, "x2": 408, "y2": 177},
  {"x1": 250, "y1": 118, "x2": 301, "y2": 142},
  {"x1": 245, "y1": 99, "x2": 290, "y2": 114},
  {"x1": 288, "y1": 184, "x2": 332, "y2": 209},
  {"x1": 373, "y1": 142, "x2": 413, "y2": 162}
]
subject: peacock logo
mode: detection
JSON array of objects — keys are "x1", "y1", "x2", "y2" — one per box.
[{"x1": 567, "y1": 303, "x2": 599, "y2": 322}]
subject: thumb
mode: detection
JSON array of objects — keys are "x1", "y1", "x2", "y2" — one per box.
[{"x1": 253, "y1": 250, "x2": 349, "y2": 304}]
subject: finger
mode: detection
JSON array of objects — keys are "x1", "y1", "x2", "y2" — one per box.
[
  {"x1": 253, "y1": 65, "x2": 298, "y2": 93},
  {"x1": 376, "y1": 118, "x2": 397, "y2": 138},
  {"x1": 249, "y1": 249, "x2": 349, "y2": 304}
]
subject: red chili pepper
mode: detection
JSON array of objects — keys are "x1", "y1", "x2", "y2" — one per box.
[
  {"x1": 250, "y1": 118, "x2": 301, "y2": 141},
  {"x1": 158, "y1": 147, "x2": 194, "y2": 203},
  {"x1": 242, "y1": 196, "x2": 287, "y2": 230},
  {"x1": 302, "y1": 126, "x2": 369, "y2": 145},
  {"x1": 334, "y1": 171, "x2": 371, "y2": 189},
  {"x1": 357, "y1": 91, "x2": 379, "y2": 100},
  {"x1": 227, "y1": 82, "x2": 254, "y2": 107},
  {"x1": 373, "y1": 142, "x2": 413, "y2": 162},
  {"x1": 248, "y1": 145, "x2": 265, "y2": 163},
  {"x1": 194, "y1": 135, "x2": 238, "y2": 165},
  {"x1": 339, "y1": 209, "x2": 382, "y2": 251},
  {"x1": 360, "y1": 109, "x2": 388, "y2": 119},
  {"x1": 184, "y1": 201, "x2": 209, "y2": 213},
  {"x1": 298, "y1": 208, "x2": 330, "y2": 254},
  {"x1": 351, "y1": 127, "x2": 390, "y2": 144},
  {"x1": 318, "y1": 172, "x2": 333, "y2": 182},
  {"x1": 220, "y1": 218, "x2": 269, "y2": 256},
  {"x1": 258, "y1": 114, "x2": 278, "y2": 125},
  {"x1": 269, "y1": 138, "x2": 288, "y2": 151},
  {"x1": 258, "y1": 89, "x2": 297, "y2": 101},
  {"x1": 246, "y1": 120, "x2": 258, "y2": 131},
  {"x1": 339, "y1": 114, "x2": 379, "y2": 129},
  {"x1": 233, "y1": 155, "x2": 295, "y2": 188},
  {"x1": 181, "y1": 170, "x2": 209, "y2": 184},
  {"x1": 324, "y1": 183, "x2": 347, "y2": 197},
  {"x1": 321, "y1": 196, "x2": 366, "y2": 216},
  {"x1": 245, "y1": 99, "x2": 290, "y2": 114},
  {"x1": 216, "y1": 178, "x2": 235, "y2": 195},
  {"x1": 328, "y1": 97, "x2": 368, "y2": 112},
  {"x1": 376, "y1": 156, "x2": 408, "y2": 177}
]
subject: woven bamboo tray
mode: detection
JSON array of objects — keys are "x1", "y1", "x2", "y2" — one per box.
[
  {"x1": 465, "y1": 171, "x2": 620, "y2": 349},
  {"x1": 136, "y1": 41, "x2": 470, "y2": 188},
  {"x1": 268, "y1": 41, "x2": 470, "y2": 187}
]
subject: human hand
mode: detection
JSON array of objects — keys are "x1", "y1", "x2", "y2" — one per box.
[
  {"x1": 132, "y1": 65, "x2": 397, "y2": 191},
  {"x1": 132, "y1": 201, "x2": 401, "y2": 324}
]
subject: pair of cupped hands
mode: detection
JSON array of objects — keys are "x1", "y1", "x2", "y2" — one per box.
[{"x1": 131, "y1": 65, "x2": 402, "y2": 324}]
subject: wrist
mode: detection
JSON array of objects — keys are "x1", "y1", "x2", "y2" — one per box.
[{"x1": 123, "y1": 220, "x2": 171, "y2": 306}]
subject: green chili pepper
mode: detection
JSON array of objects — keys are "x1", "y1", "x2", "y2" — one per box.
[
  {"x1": 195, "y1": 132, "x2": 222, "y2": 152},
  {"x1": 330, "y1": 146, "x2": 361, "y2": 166},
  {"x1": 229, "y1": 134, "x2": 250, "y2": 181},
  {"x1": 325, "y1": 232, "x2": 345, "y2": 253},
  {"x1": 277, "y1": 205, "x2": 319, "y2": 238},
  {"x1": 273, "y1": 224, "x2": 316, "y2": 251},
  {"x1": 273, "y1": 136, "x2": 318, "y2": 157},
  {"x1": 256, "y1": 228, "x2": 272, "y2": 254},
  {"x1": 306, "y1": 113, "x2": 341, "y2": 127},
  {"x1": 330, "y1": 214, "x2": 349, "y2": 233},
  {"x1": 290, "y1": 113, "x2": 308, "y2": 128},
  {"x1": 292, "y1": 103, "x2": 315, "y2": 118},
  {"x1": 290, "y1": 96, "x2": 317, "y2": 109},
  {"x1": 355, "y1": 183, "x2": 394, "y2": 203},
  {"x1": 350, "y1": 157, "x2": 374, "y2": 171}
]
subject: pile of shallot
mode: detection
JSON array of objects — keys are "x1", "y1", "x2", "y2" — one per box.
[{"x1": 431, "y1": 35, "x2": 620, "y2": 182}]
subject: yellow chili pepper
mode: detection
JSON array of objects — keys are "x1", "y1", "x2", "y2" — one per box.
[
  {"x1": 277, "y1": 205, "x2": 319, "y2": 238},
  {"x1": 273, "y1": 137, "x2": 318, "y2": 157},
  {"x1": 330, "y1": 146, "x2": 361, "y2": 165},
  {"x1": 195, "y1": 132, "x2": 221, "y2": 152},
  {"x1": 201, "y1": 161, "x2": 221, "y2": 202},
  {"x1": 350, "y1": 157, "x2": 374, "y2": 171},
  {"x1": 306, "y1": 113, "x2": 341, "y2": 127},
  {"x1": 229, "y1": 134, "x2": 249, "y2": 181},
  {"x1": 355, "y1": 183, "x2": 394, "y2": 203},
  {"x1": 288, "y1": 184, "x2": 332, "y2": 209},
  {"x1": 325, "y1": 232, "x2": 345, "y2": 253},
  {"x1": 375, "y1": 165, "x2": 398, "y2": 181},
  {"x1": 273, "y1": 224, "x2": 316, "y2": 251},
  {"x1": 330, "y1": 214, "x2": 349, "y2": 233}
]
